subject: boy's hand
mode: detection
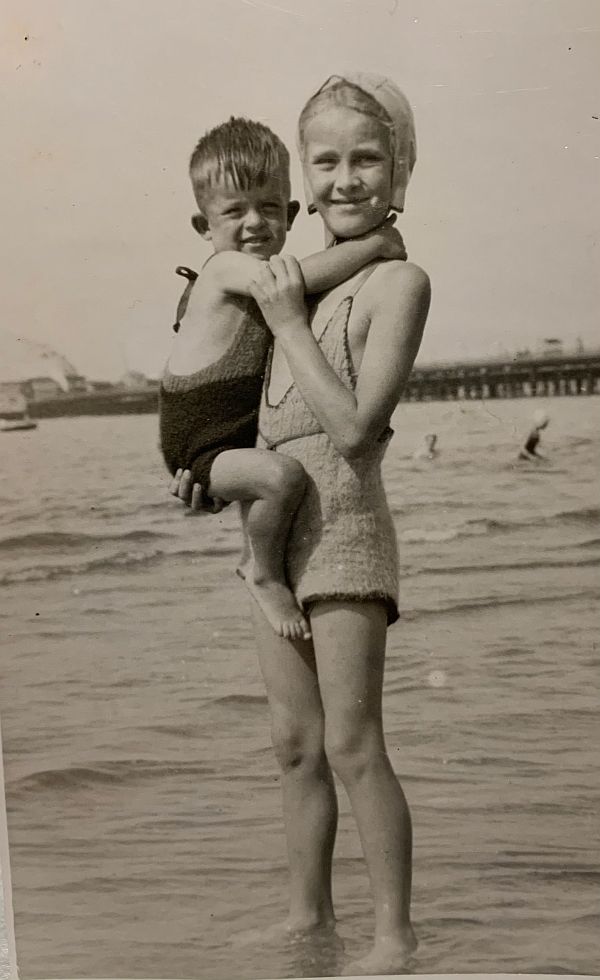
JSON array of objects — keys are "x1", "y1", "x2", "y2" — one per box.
[
  {"x1": 249, "y1": 255, "x2": 308, "y2": 336},
  {"x1": 169, "y1": 469, "x2": 225, "y2": 513},
  {"x1": 368, "y1": 214, "x2": 407, "y2": 261}
]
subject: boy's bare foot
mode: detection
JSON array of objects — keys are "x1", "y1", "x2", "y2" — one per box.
[
  {"x1": 236, "y1": 562, "x2": 311, "y2": 641},
  {"x1": 342, "y1": 929, "x2": 418, "y2": 976}
]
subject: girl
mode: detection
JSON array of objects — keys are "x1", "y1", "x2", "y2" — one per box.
[{"x1": 175, "y1": 72, "x2": 431, "y2": 975}]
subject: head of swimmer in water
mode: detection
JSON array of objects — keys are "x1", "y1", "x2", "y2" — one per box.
[
  {"x1": 188, "y1": 117, "x2": 300, "y2": 260},
  {"x1": 533, "y1": 410, "x2": 550, "y2": 432},
  {"x1": 297, "y1": 74, "x2": 416, "y2": 241}
]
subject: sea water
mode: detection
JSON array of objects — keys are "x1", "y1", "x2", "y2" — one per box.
[{"x1": 0, "y1": 397, "x2": 598, "y2": 978}]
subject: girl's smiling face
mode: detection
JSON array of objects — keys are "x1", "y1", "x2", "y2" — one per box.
[{"x1": 302, "y1": 106, "x2": 394, "y2": 239}]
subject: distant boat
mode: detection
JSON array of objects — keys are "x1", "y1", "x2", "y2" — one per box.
[
  {"x1": 0, "y1": 412, "x2": 38, "y2": 432},
  {"x1": 0, "y1": 391, "x2": 38, "y2": 432}
]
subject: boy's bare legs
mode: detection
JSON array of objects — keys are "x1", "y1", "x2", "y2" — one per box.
[
  {"x1": 250, "y1": 602, "x2": 338, "y2": 935},
  {"x1": 310, "y1": 600, "x2": 417, "y2": 975},
  {"x1": 208, "y1": 448, "x2": 310, "y2": 640}
]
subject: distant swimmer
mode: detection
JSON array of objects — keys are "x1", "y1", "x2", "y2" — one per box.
[
  {"x1": 519, "y1": 410, "x2": 549, "y2": 461},
  {"x1": 414, "y1": 433, "x2": 439, "y2": 460}
]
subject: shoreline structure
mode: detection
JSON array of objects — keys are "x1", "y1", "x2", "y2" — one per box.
[{"x1": 2, "y1": 350, "x2": 600, "y2": 419}]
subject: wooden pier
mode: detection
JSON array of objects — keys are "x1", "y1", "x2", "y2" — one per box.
[
  {"x1": 404, "y1": 350, "x2": 600, "y2": 402},
  {"x1": 5, "y1": 351, "x2": 599, "y2": 420}
]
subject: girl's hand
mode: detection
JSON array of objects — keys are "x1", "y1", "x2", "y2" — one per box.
[
  {"x1": 249, "y1": 255, "x2": 308, "y2": 336},
  {"x1": 169, "y1": 468, "x2": 225, "y2": 513}
]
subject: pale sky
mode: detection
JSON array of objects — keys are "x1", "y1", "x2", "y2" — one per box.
[{"x1": 1, "y1": 0, "x2": 599, "y2": 380}]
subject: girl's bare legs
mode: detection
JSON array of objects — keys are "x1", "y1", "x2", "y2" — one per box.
[
  {"x1": 251, "y1": 602, "x2": 338, "y2": 932},
  {"x1": 310, "y1": 600, "x2": 416, "y2": 974},
  {"x1": 208, "y1": 449, "x2": 310, "y2": 639}
]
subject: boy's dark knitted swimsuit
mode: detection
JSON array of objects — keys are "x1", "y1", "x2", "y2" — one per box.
[{"x1": 159, "y1": 267, "x2": 271, "y2": 510}]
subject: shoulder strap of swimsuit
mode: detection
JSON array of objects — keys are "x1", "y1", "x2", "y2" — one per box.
[
  {"x1": 172, "y1": 266, "x2": 198, "y2": 333},
  {"x1": 344, "y1": 261, "x2": 379, "y2": 301},
  {"x1": 311, "y1": 260, "x2": 381, "y2": 348}
]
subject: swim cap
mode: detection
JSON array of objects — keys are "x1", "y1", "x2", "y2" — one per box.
[
  {"x1": 533, "y1": 409, "x2": 550, "y2": 427},
  {"x1": 299, "y1": 71, "x2": 417, "y2": 214}
]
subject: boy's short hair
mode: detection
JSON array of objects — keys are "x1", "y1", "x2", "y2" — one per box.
[{"x1": 189, "y1": 117, "x2": 291, "y2": 207}]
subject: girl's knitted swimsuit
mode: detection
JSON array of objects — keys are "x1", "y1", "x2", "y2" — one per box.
[{"x1": 257, "y1": 266, "x2": 400, "y2": 624}]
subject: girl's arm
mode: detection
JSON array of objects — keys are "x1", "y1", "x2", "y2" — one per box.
[
  {"x1": 249, "y1": 256, "x2": 431, "y2": 459},
  {"x1": 205, "y1": 221, "x2": 405, "y2": 297}
]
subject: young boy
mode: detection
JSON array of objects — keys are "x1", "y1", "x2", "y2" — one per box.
[{"x1": 160, "y1": 116, "x2": 405, "y2": 641}]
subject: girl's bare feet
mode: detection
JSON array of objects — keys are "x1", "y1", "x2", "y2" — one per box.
[
  {"x1": 235, "y1": 913, "x2": 336, "y2": 946},
  {"x1": 342, "y1": 928, "x2": 418, "y2": 976}
]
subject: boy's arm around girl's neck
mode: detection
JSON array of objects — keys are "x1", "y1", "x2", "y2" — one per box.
[{"x1": 200, "y1": 225, "x2": 403, "y2": 299}]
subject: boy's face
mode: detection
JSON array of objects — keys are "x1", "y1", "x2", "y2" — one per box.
[{"x1": 195, "y1": 175, "x2": 296, "y2": 259}]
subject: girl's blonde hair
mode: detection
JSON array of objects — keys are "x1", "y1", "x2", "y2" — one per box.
[{"x1": 298, "y1": 79, "x2": 395, "y2": 157}]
